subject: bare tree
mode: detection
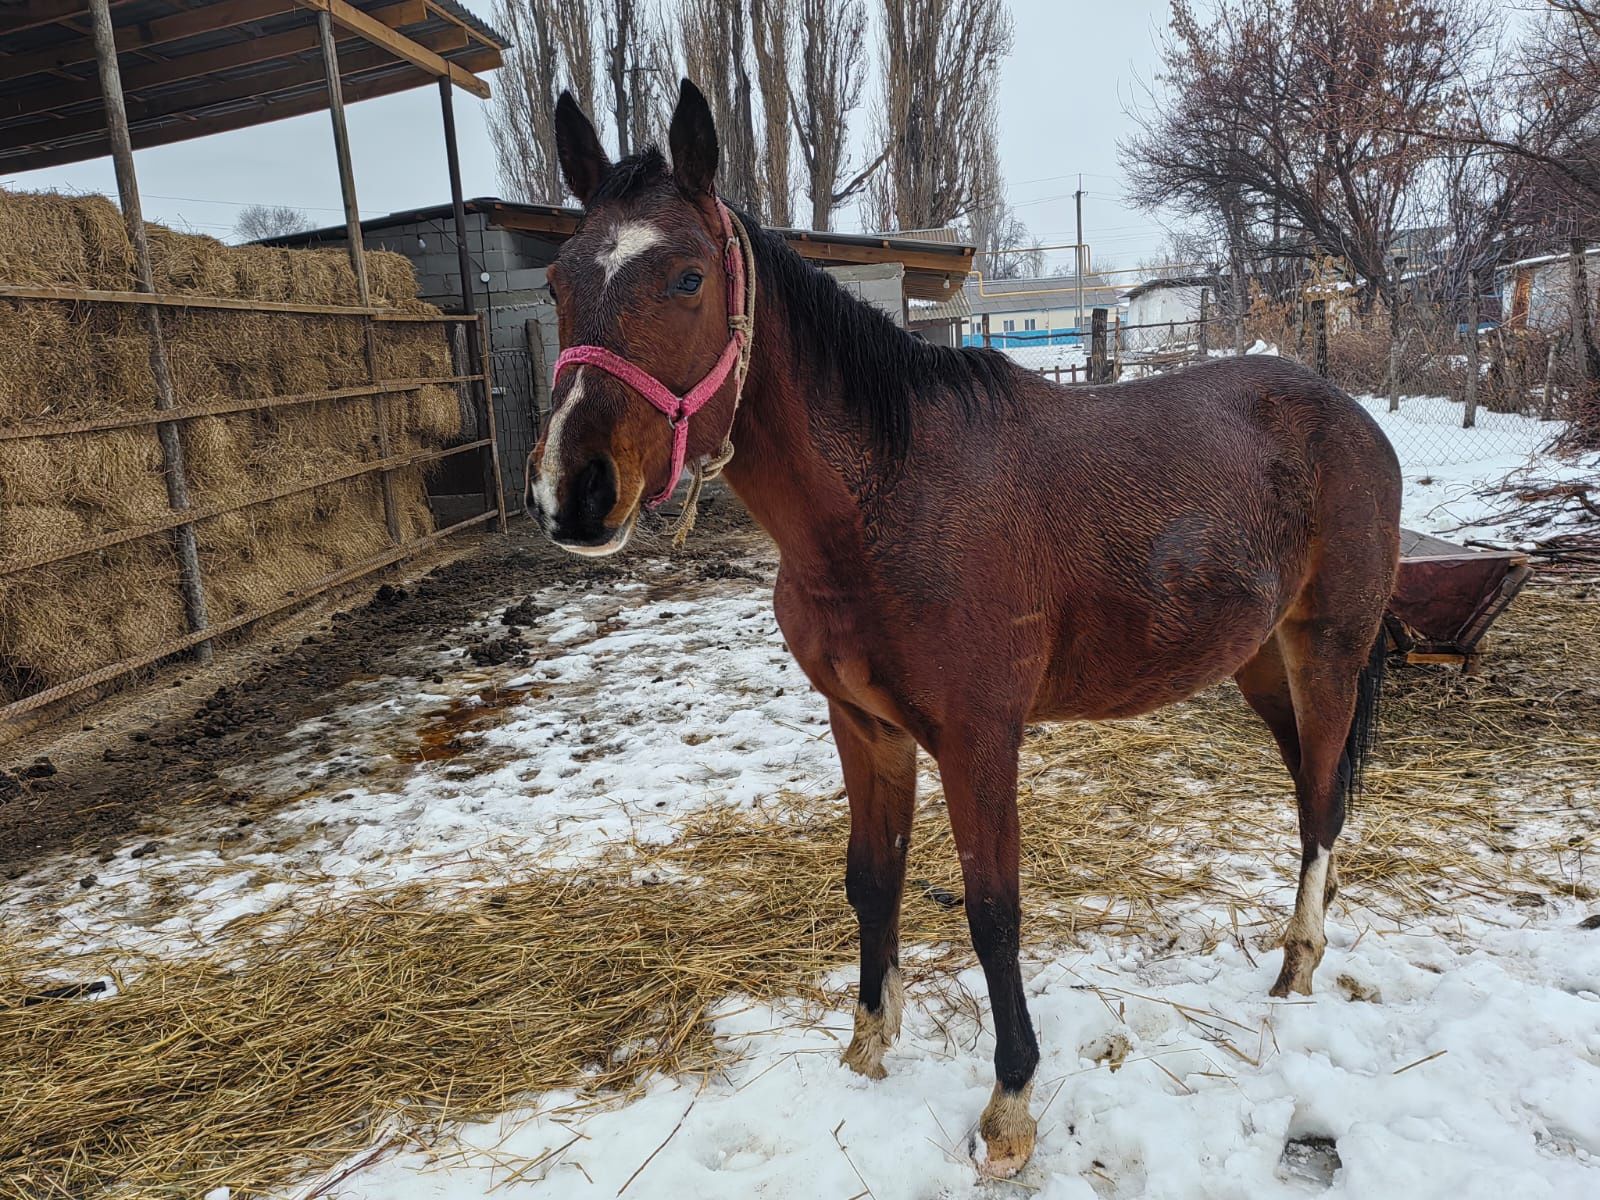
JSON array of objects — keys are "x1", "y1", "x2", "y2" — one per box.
[
  {"x1": 750, "y1": 0, "x2": 794, "y2": 225},
  {"x1": 234, "y1": 204, "x2": 310, "y2": 241},
  {"x1": 865, "y1": 0, "x2": 1013, "y2": 232},
  {"x1": 970, "y1": 196, "x2": 1042, "y2": 280},
  {"x1": 791, "y1": 0, "x2": 879, "y2": 230},
  {"x1": 680, "y1": 0, "x2": 763, "y2": 208},
  {"x1": 602, "y1": 0, "x2": 674, "y2": 155},
  {"x1": 489, "y1": 0, "x2": 560, "y2": 202},
  {"x1": 1124, "y1": 0, "x2": 1490, "y2": 312}
]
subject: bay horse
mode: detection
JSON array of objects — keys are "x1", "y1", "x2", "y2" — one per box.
[{"x1": 531, "y1": 81, "x2": 1401, "y2": 1178}]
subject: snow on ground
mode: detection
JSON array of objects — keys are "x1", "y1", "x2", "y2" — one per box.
[
  {"x1": 8, "y1": 392, "x2": 1597, "y2": 1197},
  {"x1": 1355, "y1": 394, "x2": 1596, "y2": 545},
  {"x1": 301, "y1": 903, "x2": 1600, "y2": 1200},
  {"x1": 5, "y1": 559, "x2": 837, "y2": 963}
]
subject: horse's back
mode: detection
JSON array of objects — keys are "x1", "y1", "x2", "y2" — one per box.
[{"x1": 1005, "y1": 356, "x2": 1400, "y2": 719}]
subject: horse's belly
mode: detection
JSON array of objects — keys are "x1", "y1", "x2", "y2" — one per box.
[{"x1": 1032, "y1": 587, "x2": 1283, "y2": 721}]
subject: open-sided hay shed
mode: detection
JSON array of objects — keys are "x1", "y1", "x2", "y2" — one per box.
[
  {"x1": 0, "y1": 0, "x2": 509, "y2": 724},
  {"x1": 0, "y1": 190, "x2": 484, "y2": 708}
]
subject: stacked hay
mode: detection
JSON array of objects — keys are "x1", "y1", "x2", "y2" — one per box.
[{"x1": 0, "y1": 190, "x2": 467, "y2": 705}]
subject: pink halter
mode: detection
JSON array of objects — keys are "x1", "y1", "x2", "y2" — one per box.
[{"x1": 552, "y1": 196, "x2": 750, "y2": 509}]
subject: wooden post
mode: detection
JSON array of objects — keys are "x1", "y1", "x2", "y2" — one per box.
[
  {"x1": 1197, "y1": 286, "x2": 1210, "y2": 357},
  {"x1": 1573, "y1": 237, "x2": 1599, "y2": 384},
  {"x1": 439, "y1": 77, "x2": 504, "y2": 530},
  {"x1": 981, "y1": 312, "x2": 991, "y2": 349},
  {"x1": 1462, "y1": 299, "x2": 1480, "y2": 430},
  {"x1": 1388, "y1": 256, "x2": 1406, "y2": 411},
  {"x1": 317, "y1": 9, "x2": 401, "y2": 546},
  {"x1": 1090, "y1": 307, "x2": 1108, "y2": 383},
  {"x1": 1313, "y1": 299, "x2": 1328, "y2": 378},
  {"x1": 88, "y1": 0, "x2": 212, "y2": 663},
  {"x1": 1543, "y1": 335, "x2": 1561, "y2": 421},
  {"x1": 477, "y1": 313, "x2": 509, "y2": 528}
]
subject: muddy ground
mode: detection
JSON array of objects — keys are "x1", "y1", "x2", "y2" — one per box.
[{"x1": 0, "y1": 490, "x2": 763, "y2": 878}]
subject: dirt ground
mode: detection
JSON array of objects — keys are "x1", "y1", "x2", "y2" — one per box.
[{"x1": 0, "y1": 489, "x2": 761, "y2": 878}]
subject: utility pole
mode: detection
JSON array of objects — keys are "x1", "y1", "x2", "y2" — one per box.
[{"x1": 1074, "y1": 177, "x2": 1085, "y2": 347}]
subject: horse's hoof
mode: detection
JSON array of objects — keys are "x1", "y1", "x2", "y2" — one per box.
[
  {"x1": 840, "y1": 968, "x2": 903, "y2": 1079},
  {"x1": 1269, "y1": 943, "x2": 1318, "y2": 997},
  {"x1": 840, "y1": 1039, "x2": 889, "y2": 1079},
  {"x1": 979, "y1": 1081, "x2": 1036, "y2": 1179}
]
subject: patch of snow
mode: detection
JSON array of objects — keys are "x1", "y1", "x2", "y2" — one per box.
[
  {"x1": 5, "y1": 565, "x2": 837, "y2": 962},
  {"x1": 293, "y1": 904, "x2": 1600, "y2": 1199},
  {"x1": 1355, "y1": 395, "x2": 1593, "y2": 544}
]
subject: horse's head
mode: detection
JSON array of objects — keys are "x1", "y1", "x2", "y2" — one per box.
[{"x1": 528, "y1": 79, "x2": 745, "y2": 556}]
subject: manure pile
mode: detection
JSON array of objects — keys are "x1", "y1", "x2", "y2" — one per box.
[{"x1": 0, "y1": 190, "x2": 467, "y2": 706}]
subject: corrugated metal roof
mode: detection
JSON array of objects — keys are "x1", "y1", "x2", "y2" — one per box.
[{"x1": 0, "y1": 0, "x2": 507, "y2": 174}]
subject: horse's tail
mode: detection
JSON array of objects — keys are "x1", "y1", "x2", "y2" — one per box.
[{"x1": 1343, "y1": 630, "x2": 1388, "y2": 808}]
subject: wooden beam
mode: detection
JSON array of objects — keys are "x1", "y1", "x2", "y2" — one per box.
[
  {"x1": 0, "y1": 30, "x2": 477, "y2": 152},
  {"x1": 0, "y1": 2, "x2": 430, "y2": 119},
  {"x1": 292, "y1": 0, "x2": 489, "y2": 97},
  {"x1": 422, "y1": 0, "x2": 499, "y2": 50},
  {"x1": 0, "y1": 0, "x2": 298, "y2": 82},
  {"x1": 783, "y1": 235, "x2": 972, "y2": 275},
  {"x1": 1, "y1": 0, "x2": 134, "y2": 36},
  {"x1": 87, "y1": 0, "x2": 213, "y2": 662},
  {"x1": 0, "y1": 53, "x2": 501, "y2": 172}
]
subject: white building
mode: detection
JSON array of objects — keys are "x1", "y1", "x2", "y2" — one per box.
[{"x1": 1499, "y1": 246, "x2": 1600, "y2": 332}]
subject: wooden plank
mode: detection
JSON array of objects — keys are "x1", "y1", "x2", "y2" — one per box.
[
  {"x1": 0, "y1": 507, "x2": 498, "y2": 725},
  {"x1": 292, "y1": 0, "x2": 490, "y2": 97},
  {"x1": 0, "y1": 283, "x2": 383, "y2": 315},
  {"x1": 0, "y1": 1, "x2": 428, "y2": 111},
  {"x1": 0, "y1": 375, "x2": 482, "y2": 441},
  {"x1": 0, "y1": 50, "x2": 501, "y2": 171},
  {"x1": 0, "y1": 439, "x2": 491, "y2": 577},
  {"x1": 0, "y1": 0, "x2": 135, "y2": 36},
  {"x1": 89, "y1": 0, "x2": 213, "y2": 662},
  {"x1": 0, "y1": 0, "x2": 298, "y2": 83},
  {"x1": 0, "y1": 27, "x2": 469, "y2": 149},
  {"x1": 422, "y1": 0, "x2": 499, "y2": 50}
]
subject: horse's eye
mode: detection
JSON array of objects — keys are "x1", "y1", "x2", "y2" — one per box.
[{"x1": 675, "y1": 272, "x2": 703, "y2": 296}]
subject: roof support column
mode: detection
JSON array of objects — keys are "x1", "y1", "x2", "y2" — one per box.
[
  {"x1": 88, "y1": 0, "x2": 212, "y2": 662},
  {"x1": 317, "y1": 8, "x2": 402, "y2": 545},
  {"x1": 438, "y1": 77, "x2": 507, "y2": 529}
]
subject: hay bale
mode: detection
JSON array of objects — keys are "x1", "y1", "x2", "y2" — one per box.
[{"x1": 0, "y1": 187, "x2": 462, "y2": 705}]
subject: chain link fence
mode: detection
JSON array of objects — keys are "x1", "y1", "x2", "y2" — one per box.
[{"x1": 988, "y1": 305, "x2": 1568, "y2": 476}]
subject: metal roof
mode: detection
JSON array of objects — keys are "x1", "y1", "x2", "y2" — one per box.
[
  {"x1": 0, "y1": 0, "x2": 507, "y2": 174},
  {"x1": 265, "y1": 197, "x2": 978, "y2": 301},
  {"x1": 964, "y1": 274, "x2": 1125, "y2": 316}
]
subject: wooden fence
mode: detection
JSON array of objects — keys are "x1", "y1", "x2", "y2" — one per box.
[{"x1": 0, "y1": 284, "x2": 506, "y2": 726}]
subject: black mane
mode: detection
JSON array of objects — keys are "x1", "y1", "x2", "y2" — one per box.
[{"x1": 589, "y1": 148, "x2": 1015, "y2": 458}]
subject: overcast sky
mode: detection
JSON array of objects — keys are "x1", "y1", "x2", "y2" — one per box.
[{"x1": 4, "y1": 0, "x2": 1179, "y2": 274}]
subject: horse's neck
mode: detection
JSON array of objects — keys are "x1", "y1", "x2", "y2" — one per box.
[{"x1": 718, "y1": 289, "x2": 865, "y2": 571}]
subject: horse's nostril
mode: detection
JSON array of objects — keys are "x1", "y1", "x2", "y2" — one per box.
[{"x1": 574, "y1": 456, "x2": 617, "y2": 530}]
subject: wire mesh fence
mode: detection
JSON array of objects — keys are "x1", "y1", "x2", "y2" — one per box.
[{"x1": 987, "y1": 305, "x2": 1570, "y2": 472}]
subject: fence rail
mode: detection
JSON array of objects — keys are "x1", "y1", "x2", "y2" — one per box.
[{"x1": 0, "y1": 285, "x2": 506, "y2": 728}]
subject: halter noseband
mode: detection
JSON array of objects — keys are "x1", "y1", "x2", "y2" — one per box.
[{"x1": 551, "y1": 196, "x2": 753, "y2": 510}]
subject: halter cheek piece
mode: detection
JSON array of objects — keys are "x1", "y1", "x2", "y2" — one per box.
[{"x1": 550, "y1": 195, "x2": 755, "y2": 512}]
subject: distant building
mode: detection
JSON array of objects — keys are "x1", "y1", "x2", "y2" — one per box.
[
  {"x1": 958, "y1": 273, "x2": 1124, "y2": 348},
  {"x1": 1499, "y1": 246, "x2": 1600, "y2": 332},
  {"x1": 1120, "y1": 275, "x2": 1226, "y2": 339}
]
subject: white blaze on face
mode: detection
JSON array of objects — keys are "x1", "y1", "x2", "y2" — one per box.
[
  {"x1": 535, "y1": 366, "x2": 584, "y2": 520},
  {"x1": 597, "y1": 220, "x2": 665, "y2": 283}
]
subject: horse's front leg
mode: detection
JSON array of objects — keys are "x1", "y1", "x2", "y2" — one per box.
[
  {"x1": 938, "y1": 719, "x2": 1038, "y2": 1178},
  {"x1": 830, "y1": 699, "x2": 918, "y2": 1080}
]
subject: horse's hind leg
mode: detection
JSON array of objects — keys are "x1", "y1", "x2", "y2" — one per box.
[
  {"x1": 1269, "y1": 602, "x2": 1383, "y2": 998},
  {"x1": 831, "y1": 700, "x2": 917, "y2": 1080}
]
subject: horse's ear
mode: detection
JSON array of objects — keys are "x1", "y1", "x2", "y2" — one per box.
[
  {"x1": 555, "y1": 91, "x2": 610, "y2": 207},
  {"x1": 668, "y1": 78, "x2": 719, "y2": 198}
]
